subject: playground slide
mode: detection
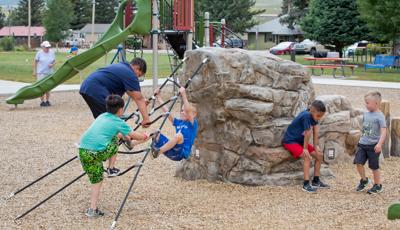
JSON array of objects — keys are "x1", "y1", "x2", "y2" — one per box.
[{"x1": 6, "y1": 0, "x2": 151, "y2": 105}]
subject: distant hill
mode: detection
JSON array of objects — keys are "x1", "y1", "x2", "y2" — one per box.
[{"x1": 255, "y1": 0, "x2": 282, "y2": 14}]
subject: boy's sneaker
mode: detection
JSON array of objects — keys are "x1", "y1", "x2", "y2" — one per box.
[
  {"x1": 367, "y1": 184, "x2": 383, "y2": 194},
  {"x1": 312, "y1": 180, "x2": 330, "y2": 189},
  {"x1": 85, "y1": 208, "x2": 104, "y2": 218},
  {"x1": 40, "y1": 101, "x2": 46, "y2": 107},
  {"x1": 150, "y1": 133, "x2": 160, "y2": 159},
  {"x1": 106, "y1": 167, "x2": 120, "y2": 177},
  {"x1": 356, "y1": 178, "x2": 370, "y2": 192},
  {"x1": 45, "y1": 101, "x2": 51, "y2": 106},
  {"x1": 302, "y1": 183, "x2": 317, "y2": 193}
]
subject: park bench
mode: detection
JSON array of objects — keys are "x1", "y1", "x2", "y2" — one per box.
[
  {"x1": 319, "y1": 64, "x2": 359, "y2": 76},
  {"x1": 365, "y1": 55, "x2": 399, "y2": 72},
  {"x1": 305, "y1": 65, "x2": 338, "y2": 77}
]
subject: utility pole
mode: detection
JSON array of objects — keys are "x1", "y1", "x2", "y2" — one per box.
[
  {"x1": 91, "y1": 0, "x2": 96, "y2": 44},
  {"x1": 28, "y1": 0, "x2": 31, "y2": 49}
]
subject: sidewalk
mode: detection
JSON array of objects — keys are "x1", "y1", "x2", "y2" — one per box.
[
  {"x1": 0, "y1": 78, "x2": 170, "y2": 96},
  {"x1": 1, "y1": 77, "x2": 400, "y2": 96}
]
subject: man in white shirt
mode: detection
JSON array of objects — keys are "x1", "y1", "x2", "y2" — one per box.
[{"x1": 33, "y1": 41, "x2": 56, "y2": 107}]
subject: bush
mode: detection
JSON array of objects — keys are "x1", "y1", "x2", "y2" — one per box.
[
  {"x1": 0, "y1": 37, "x2": 15, "y2": 51},
  {"x1": 15, "y1": 45, "x2": 29, "y2": 52}
]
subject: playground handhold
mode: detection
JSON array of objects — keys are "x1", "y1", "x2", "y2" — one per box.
[{"x1": 388, "y1": 202, "x2": 400, "y2": 220}]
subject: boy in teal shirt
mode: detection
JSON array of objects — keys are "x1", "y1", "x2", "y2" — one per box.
[{"x1": 79, "y1": 95, "x2": 150, "y2": 218}]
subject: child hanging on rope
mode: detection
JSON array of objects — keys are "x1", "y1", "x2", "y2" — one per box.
[
  {"x1": 150, "y1": 87, "x2": 198, "y2": 160},
  {"x1": 78, "y1": 95, "x2": 150, "y2": 218},
  {"x1": 283, "y1": 100, "x2": 329, "y2": 193}
]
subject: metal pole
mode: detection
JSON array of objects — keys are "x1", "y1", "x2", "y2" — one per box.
[
  {"x1": 28, "y1": 0, "x2": 31, "y2": 49},
  {"x1": 255, "y1": 26, "x2": 259, "y2": 50},
  {"x1": 204, "y1": 12, "x2": 209, "y2": 47},
  {"x1": 152, "y1": 0, "x2": 159, "y2": 91},
  {"x1": 91, "y1": 0, "x2": 96, "y2": 45},
  {"x1": 221, "y1": 19, "x2": 225, "y2": 48}
]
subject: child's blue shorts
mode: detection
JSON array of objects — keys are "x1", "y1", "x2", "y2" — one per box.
[{"x1": 155, "y1": 133, "x2": 185, "y2": 161}]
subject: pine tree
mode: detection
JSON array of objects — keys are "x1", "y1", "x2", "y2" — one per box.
[
  {"x1": 43, "y1": 0, "x2": 74, "y2": 43},
  {"x1": 279, "y1": 0, "x2": 309, "y2": 29},
  {"x1": 70, "y1": 0, "x2": 92, "y2": 30},
  {"x1": 11, "y1": 0, "x2": 45, "y2": 26},
  {"x1": 0, "y1": 6, "x2": 5, "y2": 29},
  {"x1": 300, "y1": 0, "x2": 370, "y2": 56},
  {"x1": 196, "y1": 0, "x2": 264, "y2": 34},
  {"x1": 95, "y1": 0, "x2": 118, "y2": 24},
  {"x1": 358, "y1": 0, "x2": 400, "y2": 54}
]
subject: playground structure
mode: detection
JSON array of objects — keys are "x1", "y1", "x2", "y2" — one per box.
[{"x1": 4, "y1": 0, "x2": 400, "y2": 225}]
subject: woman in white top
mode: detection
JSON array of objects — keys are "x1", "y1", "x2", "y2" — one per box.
[{"x1": 33, "y1": 41, "x2": 56, "y2": 107}]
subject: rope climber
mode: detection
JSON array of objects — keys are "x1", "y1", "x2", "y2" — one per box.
[{"x1": 9, "y1": 57, "x2": 209, "y2": 228}]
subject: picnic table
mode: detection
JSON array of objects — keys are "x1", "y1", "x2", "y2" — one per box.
[{"x1": 304, "y1": 57, "x2": 358, "y2": 78}]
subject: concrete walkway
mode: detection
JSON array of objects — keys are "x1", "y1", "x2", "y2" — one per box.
[{"x1": 1, "y1": 77, "x2": 399, "y2": 97}]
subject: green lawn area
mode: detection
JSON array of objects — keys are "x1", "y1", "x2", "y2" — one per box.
[
  {"x1": 280, "y1": 55, "x2": 400, "y2": 82},
  {"x1": 0, "y1": 51, "x2": 172, "y2": 84}
]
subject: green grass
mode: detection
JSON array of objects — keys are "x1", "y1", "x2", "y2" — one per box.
[
  {"x1": 0, "y1": 51, "x2": 172, "y2": 84},
  {"x1": 279, "y1": 55, "x2": 400, "y2": 82}
]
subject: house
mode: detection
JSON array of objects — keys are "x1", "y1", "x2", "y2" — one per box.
[
  {"x1": 247, "y1": 17, "x2": 303, "y2": 50},
  {"x1": 80, "y1": 24, "x2": 111, "y2": 43},
  {"x1": 0, "y1": 26, "x2": 45, "y2": 48}
]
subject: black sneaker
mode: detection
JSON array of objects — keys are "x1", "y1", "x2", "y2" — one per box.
[
  {"x1": 40, "y1": 101, "x2": 46, "y2": 107},
  {"x1": 85, "y1": 208, "x2": 104, "y2": 218},
  {"x1": 106, "y1": 167, "x2": 120, "y2": 177},
  {"x1": 45, "y1": 101, "x2": 51, "y2": 106},
  {"x1": 302, "y1": 183, "x2": 317, "y2": 193},
  {"x1": 367, "y1": 184, "x2": 383, "y2": 194},
  {"x1": 356, "y1": 178, "x2": 370, "y2": 192},
  {"x1": 312, "y1": 180, "x2": 330, "y2": 189}
]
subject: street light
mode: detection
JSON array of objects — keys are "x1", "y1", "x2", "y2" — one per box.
[{"x1": 91, "y1": 0, "x2": 95, "y2": 43}]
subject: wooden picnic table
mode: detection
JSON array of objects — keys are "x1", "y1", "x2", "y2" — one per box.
[{"x1": 304, "y1": 57, "x2": 356, "y2": 78}]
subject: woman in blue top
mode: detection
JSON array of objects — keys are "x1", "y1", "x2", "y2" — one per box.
[{"x1": 79, "y1": 95, "x2": 150, "y2": 218}]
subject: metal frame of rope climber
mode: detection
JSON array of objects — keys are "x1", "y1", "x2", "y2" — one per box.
[{"x1": 9, "y1": 57, "x2": 209, "y2": 226}]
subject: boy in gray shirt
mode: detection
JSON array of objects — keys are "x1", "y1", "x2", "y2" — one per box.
[{"x1": 354, "y1": 91, "x2": 387, "y2": 194}]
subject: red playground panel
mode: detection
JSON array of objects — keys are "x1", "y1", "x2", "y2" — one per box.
[{"x1": 173, "y1": 0, "x2": 193, "y2": 31}]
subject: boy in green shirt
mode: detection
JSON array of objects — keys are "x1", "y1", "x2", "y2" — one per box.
[{"x1": 79, "y1": 95, "x2": 150, "y2": 218}]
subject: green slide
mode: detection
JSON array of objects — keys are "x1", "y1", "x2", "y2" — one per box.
[
  {"x1": 388, "y1": 202, "x2": 400, "y2": 220},
  {"x1": 6, "y1": 0, "x2": 151, "y2": 105}
]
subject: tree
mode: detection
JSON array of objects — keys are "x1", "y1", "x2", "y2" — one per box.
[
  {"x1": 280, "y1": 0, "x2": 309, "y2": 29},
  {"x1": 358, "y1": 0, "x2": 400, "y2": 54},
  {"x1": 0, "y1": 6, "x2": 5, "y2": 29},
  {"x1": 196, "y1": 0, "x2": 265, "y2": 34},
  {"x1": 300, "y1": 0, "x2": 370, "y2": 56},
  {"x1": 11, "y1": 0, "x2": 45, "y2": 26},
  {"x1": 70, "y1": 0, "x2": 92, "y2": 30},
  {"x1": 95, "y1": 0, "x2": 118, "y2": 24},
  {"x1": 43, "y1": 0, "x2": 74, "y2": 44}
]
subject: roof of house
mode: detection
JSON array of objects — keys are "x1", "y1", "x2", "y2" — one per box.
[
  {"x1": 0, "y1": 26, "x2": 45, "y2": 37},
  {"x1": 80, "y1": 24, "x2": 111, "y2": 34},
  {"x1": 247, "y1": 17, "x2": 303, "y2": 35}
]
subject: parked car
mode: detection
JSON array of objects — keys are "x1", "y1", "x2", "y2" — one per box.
[
  {"x1": 294, "y1": 39, "x2": 328, "y2": 55},
  {"x1": 344, "y1": 40, "x2": 368, "y2": 57},
  {"x1": 269, "y1": 42, "x2": 296, "y2": 55},
  {"x1": 213, "y1": 38, "x2": 244, "y2": 48}
]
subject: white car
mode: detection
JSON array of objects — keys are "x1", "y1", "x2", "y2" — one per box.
[
  {"x1": 294, "y1": 39, "x2": 328, "y2": 55},
  {"x1": 344, "y1": 41, "x2": 368, "y2": 57}
]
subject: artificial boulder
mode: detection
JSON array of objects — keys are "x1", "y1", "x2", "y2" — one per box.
[{"x1": 175, "y1": 48, "x2": 333, "y2": 186}]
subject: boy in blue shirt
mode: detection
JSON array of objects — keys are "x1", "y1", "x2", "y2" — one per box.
[
  {"x1": 354, "y1": 91, "x2": 387, "y2": 194},
  {"x1": 150, "y1": 87, "x2": 198, "y2": 161},
  {"x1": 283, "y1": 100, "x2": 328, "y2": 193},
  {"x1": 79, "y1": 95, "x2": 150, "y2": 218}
]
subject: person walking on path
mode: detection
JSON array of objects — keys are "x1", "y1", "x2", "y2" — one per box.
[{"x1": 33, "y1": 41, "x2": 56, "y2": 107}]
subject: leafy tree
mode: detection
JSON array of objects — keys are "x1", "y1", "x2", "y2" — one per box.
[
  {"x1": 358, "y1": 0, "x2": 400, "y2": 54},
  {"x1": 43, "y1": 0, "x2": 74, "y2": 43},
  {"x1": 280, "y1": 0, "x2": 309, "y2": 30},
  {"x1": 95, "y1": 0, "x2": 118, "y2": 24},
  {"x1": 0, "y1": 6, "x2": 6, "y2": 29},
  {"x1": 70, "y1": 0, "x2": 92, "y2": 30},
  {"x1": 11, "y1": 0, "x2": 45, "y2": 26},
  {"x1": 301, "y1": 0, "x2": 370, "y2": 56},
  {"x1": 196, "y1": 0, "x2": 265, "y2": 34}
]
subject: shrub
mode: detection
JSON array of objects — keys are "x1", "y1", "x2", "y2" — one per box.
[{"x1": 0, "y1": 36, "x2": 15, "y2": 51}]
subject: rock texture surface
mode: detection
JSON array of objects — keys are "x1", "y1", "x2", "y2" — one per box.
[{"x1": 176, "y1": 48, "x2": 333, "y2": 186}]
